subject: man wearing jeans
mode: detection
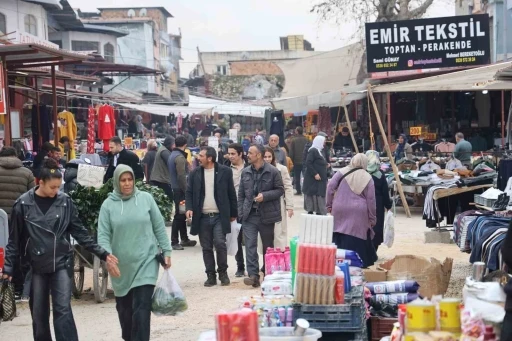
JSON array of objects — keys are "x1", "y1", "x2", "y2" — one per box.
[
  {"x1": 186, "y1": 147, "x2": 237, "y2": 287},
  {"x1": 168, "y1": 135, "x2": 196, "y2": 250},
  {"x1": 238, "y1": 144, "x2": 284, "y2": 287}
]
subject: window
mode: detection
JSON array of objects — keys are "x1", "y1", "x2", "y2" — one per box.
[
  {"x1": 0, "y1": 13, "x2": 6, "y2": 36},
  {"x1": 216, "y1": 65, "x2": 227, "y2": 75},
  {"x1": 24, "y1": 15, "x2": 37, "y2": 36},
  {"x1": 104, "y1": 43, "x2": 114, "y2": 63},
  {"x1": 71, "y1": 41, "x2": 99, "y2": 52},
  {"x1": 50, "y1": 40, "x2": 62, "y2": 48}
]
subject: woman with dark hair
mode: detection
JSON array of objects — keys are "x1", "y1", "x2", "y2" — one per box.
[
  {"x1": 394, "y1": 134, "x2": 413, "y2": 162},
  {"x1": 263, "y1": 147, "x2": 294, "y2": 249},
  {"x1": 2, "y1": 158, "x2": 118, "y2": 341}
]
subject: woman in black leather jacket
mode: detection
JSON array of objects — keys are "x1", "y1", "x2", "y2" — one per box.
[{"x1": 2, "y1": 159, "x2": 118, "y2": 341}]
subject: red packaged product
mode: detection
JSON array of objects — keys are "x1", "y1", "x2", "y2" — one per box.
[
  {"x1": 302, "y1": 244, "x2": 310, "y2": 273},
  {"x1": 0, "y1": 247, "x2": 4, "y2": 269},
  {"x1": 335, "y1": 273, "x2": 345, "y2": 304},
  {"x1": 216, "y1": 309, "x2": 259, "y2": 341},
  {"x1": 298, "y1": 244, "x2": 305, "y2": 273}
]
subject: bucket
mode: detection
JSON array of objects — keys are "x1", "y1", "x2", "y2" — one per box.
[
  {"x1": 406, "y1": 302, "x2": 436, "y2": 333},
  {"x1": 439, "y1": 298, "x2": 461, "y2": 334}
]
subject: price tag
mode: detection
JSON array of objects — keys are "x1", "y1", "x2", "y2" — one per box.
[
  {"x1": 409, "y1": 126, "x2": 422, "y2": 136},
  {"x1": 77, "y1": 164, "x2": 106, "y2": 189}
]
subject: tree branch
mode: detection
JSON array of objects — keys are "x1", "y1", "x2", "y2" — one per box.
[{"x1": 409, "y1": 0, "x2": 435, "y2": 19}]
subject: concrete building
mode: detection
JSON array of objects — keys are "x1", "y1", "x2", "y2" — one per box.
[
  {"x1": 80, "y1": 7, "x2": 180, "y2": 98},
  {"x1": 455, "y1": 0, "x2": 512, "y2": 63}
]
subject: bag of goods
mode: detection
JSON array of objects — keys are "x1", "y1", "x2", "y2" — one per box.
[
  {"x1": 370, "y1": 293, "x2": 420, "y2": 305},
  {"x1": 151, "y1": 269, "x2": 188, "y2": 316},
  {"x1": 335, "y1": 249, "x2": 364, "y2": 268},
  {"x1": 366, "y1": 280, "x2": 420, "y2": 294}
]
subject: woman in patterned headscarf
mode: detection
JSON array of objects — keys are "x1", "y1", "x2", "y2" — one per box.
[{"x1": 365, "y1": 150, "x2": 392, "y2": 251}]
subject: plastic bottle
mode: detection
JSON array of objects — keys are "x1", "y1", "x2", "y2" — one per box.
[
  {"x1": 335, "y1": 270, "x2": 345, "y2": 304},
  {"x1": 286, "y1": 307, "x2": 293, "y2": 326}
]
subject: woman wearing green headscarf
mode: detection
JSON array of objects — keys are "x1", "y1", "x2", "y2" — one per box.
[
  {"x1": 98, "y1": 164, "x2": 172, "y2": 341},
  {"x1": 365, "y1": 150, "x2": 392, "y2": 251}
]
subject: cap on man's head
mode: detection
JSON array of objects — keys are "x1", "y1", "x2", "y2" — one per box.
[
  {"x1": 342, "y1": 127, "x2": 349, "y2": 133},
  {"x1": 318, "y1": 132, "x2": 328, "y2": 137},
  {"x1": 163, "y1": 136, "x2": 175, "y2": 148}
]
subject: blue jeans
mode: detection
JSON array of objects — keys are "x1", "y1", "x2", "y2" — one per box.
[
  {"x1": 30, "y1": 269, "x2": 77, "y2": 341},
  {"x1": 198, "y1": 214, "x2": 228, "y2": 274}
]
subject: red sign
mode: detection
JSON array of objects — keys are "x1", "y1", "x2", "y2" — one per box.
[{"x1": 0, "y1": 63, "x2": 4, "y2": 115}]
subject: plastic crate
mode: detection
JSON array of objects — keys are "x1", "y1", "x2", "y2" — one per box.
[
  {"x1": 370, "y1": 317, "x2": 397, "y2": 341},
  {"x1": 293, "y1": 286, "x2": 365, "y2": 333}
]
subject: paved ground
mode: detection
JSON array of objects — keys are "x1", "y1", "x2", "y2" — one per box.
[{"x1": 0, "y1": 197, "x2": 471, "y2": 340}]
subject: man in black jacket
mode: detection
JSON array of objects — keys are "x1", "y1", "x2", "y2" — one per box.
[
  {"x1": 185, "y1": 147, "x2": 237, "y2": 287},
  {"x1": 103, "y1": 136, "x2": 144, "y2": 183},
  {"x1": 238, "y1": 144, "x2": 284, "y2": 287}
]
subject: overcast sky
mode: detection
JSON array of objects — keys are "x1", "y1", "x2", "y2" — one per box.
[{"x1": 68, "y1": 0, "x2": 454, "y2": 78}]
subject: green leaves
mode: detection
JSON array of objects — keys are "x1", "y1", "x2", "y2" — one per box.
[{"x1": 70, "y1": 179, "x2": 173, "y2": 233}]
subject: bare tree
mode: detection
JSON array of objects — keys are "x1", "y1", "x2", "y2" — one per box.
[{"x1": 311, "y1": 0, "x2": 437, "y2": 82}]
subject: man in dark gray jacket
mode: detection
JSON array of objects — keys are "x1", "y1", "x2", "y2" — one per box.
[
  {"x1": 168, "y1": 135, "x2": 196, "y2": 250},
  {"x1": 289, "y1": 126, "x2": 308, "y2": 195},
  {"x1": 238, "y1": 144, "x2": 284, "y2": 287}
]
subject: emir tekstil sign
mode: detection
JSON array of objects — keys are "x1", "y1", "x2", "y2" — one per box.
[{"x1": 365, "y1": 14, "x2": 490, "y2": 73}]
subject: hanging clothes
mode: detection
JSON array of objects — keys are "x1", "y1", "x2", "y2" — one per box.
[
  {"x1": 87, "y1": 106, "x2": 96, "y2": 154},
  {"x1": 57, "y1": 110, "x2": 77, "y2": 160},
  {"x1": 317, "y1": 106, "x2": 332, "y2": 136},
  {"x1": 269, "y1": 111, "x2": 284, "y2": 146},
  {"x1": 31, "y1": 104, "x2": 51, "y2": 152},
  {"x1": 98, "y1": 104, "x2": 116, "y2": 152}
]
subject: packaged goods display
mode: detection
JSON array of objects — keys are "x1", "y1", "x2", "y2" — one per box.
[
  {"x1": 299, "y1": 214, "x2": 333, "y2": 244},
  {"x1": 215, "y1": 309, "x2": 259, "y2": 341},
  {"x1": 264, "y1": 247, "x2": 291, "y2": 275},
  {"x1": 367, "y1": 280, "x2": 420, "y2": 294},
  {"x1": 297, "y1": 244, "x2": 336, "y2": 276},
  {"x1": 295, "y1": 273, "x2": 336, "y2": 305}
]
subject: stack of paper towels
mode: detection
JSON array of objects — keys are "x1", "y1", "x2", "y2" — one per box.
[{"x1": 299, "y1": 214, "x2": 333, "y2": 245}]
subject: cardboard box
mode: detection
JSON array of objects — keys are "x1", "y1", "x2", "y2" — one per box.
[
  {"x1": 379, "y1": 255, "x2": 453, "y2": 299},
  {"x1": 363, "y1": 266, "x2": 387, "y2": 283}
]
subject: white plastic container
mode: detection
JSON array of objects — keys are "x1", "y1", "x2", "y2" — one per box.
[{"x1": 259, "y1": 327, "x2": 322, "y2": 341}]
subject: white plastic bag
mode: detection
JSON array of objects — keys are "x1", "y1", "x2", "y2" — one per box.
[
  {"x1": 151, "y1": 269, "x2": 188, "y2": 316},
  {"x1": 383, "y1": 210, "x2": 395, "y2": 248},
  {"x1": 226, "y1": 221, "x2": 241, "y2": 256}
]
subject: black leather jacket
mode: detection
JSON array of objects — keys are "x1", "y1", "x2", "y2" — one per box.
[{"x1": 3, "y1": 188, "x2": 108, "y2": 276}]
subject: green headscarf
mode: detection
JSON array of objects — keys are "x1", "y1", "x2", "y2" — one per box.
[
  {"x1": 365, "y1": 150, "x2": 382, "y2": 179},
  {"x1": 110, "y1": 164, "x2": 139, "y2": 201}
]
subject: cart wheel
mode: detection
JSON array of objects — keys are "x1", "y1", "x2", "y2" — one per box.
[
  {"x1": 93, "y1": 255, "x2": 109, "y2": 303},
  {"x1": 72, "y1": 251, "x2": 84, "y2": 299}
]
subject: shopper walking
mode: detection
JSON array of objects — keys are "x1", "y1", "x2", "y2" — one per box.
[
  {"x1": 289, "y1": 127, "x2": 308, "y2": 195},
  {"x1": 302, "y1": 132, "x2": 328, "y2": 173},
  {"x1": 167, "y1": 136, "x2": 195, "y2": 250},
  {"x1": 303, "y1": 135, "x2": 328, "y2": 215},
  {"x1": 150, "y1": 136, "x2": 174, "y2": 201},
  {"x1": 326, "y1": 154, "x2": 377, "y2": 267},
  {"x1": 3, "y1": 159, "x2": 117, "y2": 341},
  {"x1": 98, "y1": 164, "x2": 171, "y2": 341},
  {"x1": 267, "y1": 134, "x2": 286, "y2": 166},
  {"x1": 264, "y1": 147, "x2": 294, "y2": 249},
  {"x1": 185, "y1": 147, "x2": 237, "y2": 287},
  {"x1": 141, "y1": 139, "x2": 157, "y2": 182},
  {"x1": 228, "y1": 143, "x2": 247, "y2": 277},
  {"x1": 238, "y1": 144, "x2": 284, "y2": 287},
  {"x1": 365, "y1": 150, "x2": 392, "y2": 251},
  {"x1": 104, "y1": 136, "x2": 144, "y2": 183}
]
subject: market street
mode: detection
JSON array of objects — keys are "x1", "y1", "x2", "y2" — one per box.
[{"x1": 0, "y1": 196, "x2": 471, "y2": 340}]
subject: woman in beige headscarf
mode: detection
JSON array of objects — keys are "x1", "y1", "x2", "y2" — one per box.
[{"x1": 326, "y1": 153, "x2": 377, "y2": 267}]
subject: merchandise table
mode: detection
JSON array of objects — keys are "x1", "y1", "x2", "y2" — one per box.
[{"x1": 432, "y1": 184, "x2": 493, "y2": 200}]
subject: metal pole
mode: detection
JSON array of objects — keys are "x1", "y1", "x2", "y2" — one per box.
[
  {"x1": 34, "y1": 76, "x2": 42, "y2": 149},
  {"x1": 51, "y1": 65, "x2": 59, "y2": 146},
  {"x1": 451, "y1": 93, "x2": 456, "y2": 134},
  {"x1": 64, "y1": 80, "x2": 68, "y2": 111},
  {"x1": 2, "y1": 59, "x2": 11, "y2": 145},
  {"x1": 386, "y1": 92, "x2": 391, "y2": 144},
  {"x1": 502, "y1": 90, "x2": 505, "y2": 148},
  {"x1": 504, "y1": 0, "x2": 508, "y2": 61}
]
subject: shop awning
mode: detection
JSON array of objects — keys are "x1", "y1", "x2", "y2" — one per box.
[
  {"x1": 0, "y1": 44, "x2": 88, "y2": 68},
  {"x1": 116, "y1": 103, "x2": 212, "y2": 117},
  {"x1": 276, "y1": 43, "x2": 363, "y2": 99},
  {"x1": 373, "y1": 61, "x2": 512, "y2": 93},
  {"x1": 70, "y1": 61, "x2": 162, "y2": 76},
  {"x1": 188, "y1": 95, "x2": 269, "y2": 118},
  {"x1": 9, "y1": 67, "x2": 100, "y2": 83},
  {"x1": 271, "y1": 83, "x2": 367, "y2": 115}
]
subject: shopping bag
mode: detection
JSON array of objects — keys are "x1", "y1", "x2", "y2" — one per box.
[
  {"x1": 383, "y1": 210, "x2": 395, "y2": 248},
  {"x1": 226, "y1": 221, "x2": 241, "y2": 257},
  {"x1": 0, "y1": 280, "x2": 16, "y2": 321},
  {"x1": 151, "y1": 269, "x2": 188, "y2": 316}
]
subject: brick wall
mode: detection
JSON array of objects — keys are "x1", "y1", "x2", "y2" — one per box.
[{"x1": 229, "y1": 61, "x2": 283, "y2": 76}]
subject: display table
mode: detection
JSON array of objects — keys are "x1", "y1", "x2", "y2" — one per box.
[{"x1": 432, "y1": 184, "x2": 493, "y2": 200}]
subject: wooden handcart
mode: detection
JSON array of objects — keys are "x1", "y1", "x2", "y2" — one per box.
[{"x1": 71, "y1": 241, "x2": 109, "y2": 303}]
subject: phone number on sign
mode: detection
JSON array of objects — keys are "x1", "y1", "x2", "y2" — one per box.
[
  {"x1": 375, "y1": 63, "x2": 398, "y2": 69},
  {"x1": 455, "y1": 57, "x2": 476, "y2": 63}
]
